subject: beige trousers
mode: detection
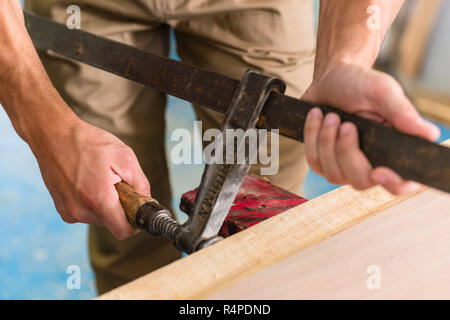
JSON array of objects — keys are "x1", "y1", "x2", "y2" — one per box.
[{"x1": 25, "y1": 0, "x2": 316, "y2": 294}]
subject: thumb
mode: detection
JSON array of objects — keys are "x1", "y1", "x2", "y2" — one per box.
[
  {"x1": 365, "y1": 72, "x2": 440, "y2": 142},
  {"x1": 390, "y1": 111, "x2": 440, "y2": 142}
]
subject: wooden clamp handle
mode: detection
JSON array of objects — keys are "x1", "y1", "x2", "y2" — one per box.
[{"x1": 115, "y1": 181, "x2": 158, "y2": 226}]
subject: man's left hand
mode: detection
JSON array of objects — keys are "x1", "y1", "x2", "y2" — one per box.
[{"x1": 302, "y1": 63, "x2": 440, "y2": 195}]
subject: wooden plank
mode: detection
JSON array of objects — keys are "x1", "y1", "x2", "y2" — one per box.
[
  {"x1": 209, "y1": 189, "x2": 450, "y2": 299},
  {"x1": 98, "y1": 188, "x2": 415, "y2": 299},
  {"x1": 99, "y1": 141, "x2": 449, "y2": 300}
]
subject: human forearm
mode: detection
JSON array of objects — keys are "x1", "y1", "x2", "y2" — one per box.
[
  {"x1": 0, "y1": 0, "x2": 78, "y2": 147},
  {"x1": 314, "y1": 0, "x2": 405, "y2": 78}
]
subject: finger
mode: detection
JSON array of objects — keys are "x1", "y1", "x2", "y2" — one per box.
[
  {"x1": 371, "y1": 167, "x2": 425, "y2": 195},
  {"x1": 51, "y1": 193, "x2": 76, "y2": 224},
  {"x1": 76, "y1": 171, "x2": 137, "y2": 239},
  {"x1": 318, "y1": 113, "x2": 346, "y2": 184},
  {"x1": 366, "y1": 74, "x2": 440, "y2": 141},
  {"x1": 72, "y1": 207, "x2": 104, "y2": 226},
  {"x1": 60, "y1": 204, "x2": 104, "y2": 226},
  {"x1": 305, "y1": 108, "x2": 324, "y2": 175},
  {"x1": 113, "y1": 148, "x2": 151, "y2": 197},
  {"x1": 53, "y1": 192, "x2": 104, "y2": 226},
  {"x1": 336, "y1": 122, "x2": 375, "y2": 190},
  {"x1": 97, "y1": 183, "x2": 137, "y2": 240}
]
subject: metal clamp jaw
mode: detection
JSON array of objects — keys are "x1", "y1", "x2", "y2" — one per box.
[{"x1": 137, "y1": 70, "x2": 286, "y2": 253}]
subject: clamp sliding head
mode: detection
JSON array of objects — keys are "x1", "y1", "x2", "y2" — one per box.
[{"x1": 172, "y1": 70, "x2": 286, "y2": 253}]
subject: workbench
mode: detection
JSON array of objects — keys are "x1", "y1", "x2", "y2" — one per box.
[{"x1": 99, "y1": 141, "x2": 450, "y2": 300}]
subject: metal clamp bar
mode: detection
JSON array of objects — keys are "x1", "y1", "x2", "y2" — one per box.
[
  {"x1": 174, "y1": 70, "x2": 286, "y2": 253},
  {"x1": 25, "y1": 11, "x2": 450, "y2": 194}
]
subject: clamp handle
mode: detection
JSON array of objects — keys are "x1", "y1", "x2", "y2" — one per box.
[
  {"x1": 115, "y1": 181, "x2": 176, "y2": 237},
  {"x1": 115, "y1": 181, "x2": 154, "y2": 226}
]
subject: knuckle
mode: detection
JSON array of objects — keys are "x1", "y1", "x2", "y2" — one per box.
[
  {"x1": 310, "y1": 165, "x2": 323, "y2": 176},
  {"x1": 336, "y1": 138, "x2": 353, "y2": 154},
  {"x1": 306, "y1": 154, "x2": 321, "y2": 173},
  {"x1": 326, "y1": 178, "x2": 337, "y2": 185},
  {"x1": 54, "y1": 202, "x2": 65, "y2": 216},
  {"x1": 352, "y1": 183, "x2": 366, "y2": 191},
  {"x1": 56, "y1": 200, "x2": 79, "y2": 223},
  {"x1": 305, "y1": 116, "x2": 322, "y2": 134},
  {"x1": 125, "y1": 151, "x2": 136, "y2": 163},
  {"x1": 123, "y1": 146, "x2": 135, "y2": 159},
  {"x1": 305, "y1": 121, "x2": 318, "y2": 135},
  {"x1": 319, "y1": 131, "x2": 335, "y2": 145},
  {"x1": 304, "y1": 126, "x2": 314, "y2": 138},
  {"x1": 389, "y1": 184, "x2": 405, "y2": 196},
  {"x1": 61, "y1": 214, "x2": 77, "y2": 224},
  {"x1": 326, "y1": 173, "x2": 345, "y2": 185},
  {"x1": 55, "y1": 199, "x2": 79, "y2": 224},
  {"x1": 352, "y1": 180, "x2": 372, "y2": 191},
  {"x1": 66, "y1": 206, "x2": 83, "y2": 222}
]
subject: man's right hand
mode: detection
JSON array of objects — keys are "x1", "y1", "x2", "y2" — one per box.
[
  {"x1": 33, "y1": 119, "x2": 151, "y2": 240},
  {"x1": 0, "y1": 0, "x2": 150, "y2": 240}
]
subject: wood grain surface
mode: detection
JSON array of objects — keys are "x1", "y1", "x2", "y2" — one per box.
[
  {"x1": 209, "y1": 189, "x2": 450, "y2": 299},
  {"x1": 100, "y1": 141, "x2": 450, "y2": 300}
]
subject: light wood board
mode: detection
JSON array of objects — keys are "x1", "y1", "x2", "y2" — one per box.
[
  {"x1": 209, "y1": 188, "x2": 450, "y2": 299},
  {"x1": 99, "y1": 141, "x2": 450, "y2": 300},
  {"x1": 99, "y1": 187, "x2": 419, "y2": 299}
]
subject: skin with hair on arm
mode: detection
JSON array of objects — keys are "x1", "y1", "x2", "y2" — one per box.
[
  {"x1": 303, "y1": 0, "x2": 441, "y2": 195},
  {"x1": 0, "y1": 1, "x2": 150, "y2": 240}
]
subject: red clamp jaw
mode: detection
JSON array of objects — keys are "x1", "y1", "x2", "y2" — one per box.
[{"x1": 180, "y1": 174, "x2": 307, "y2": 238}]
